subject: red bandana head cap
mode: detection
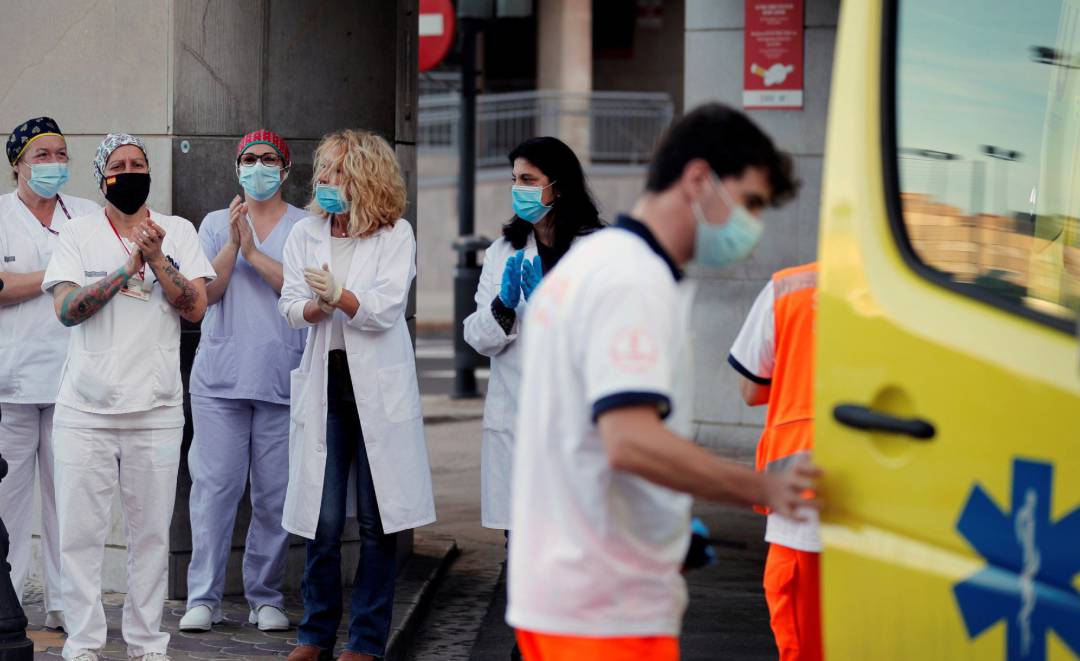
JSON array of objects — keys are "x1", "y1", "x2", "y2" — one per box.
[{"x1": 237, "y1": 129, "x2": 290, "y2": 166}]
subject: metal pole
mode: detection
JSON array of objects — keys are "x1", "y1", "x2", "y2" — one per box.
[
  {"x1": 971, "y1": 160, "x2": 984, "y2": 216},
  {"x1": 0, "y1": 278, "x2": 34, "y2": 661},
  {"x1": 452, "y1": 18, "x2": 484, "y2": 399},
  {"x1": 459, "y1": 19, "x2": 477, "y2": 241}
]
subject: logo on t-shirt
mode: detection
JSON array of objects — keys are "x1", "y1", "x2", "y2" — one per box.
[
  {"x1": 610, "y1": 327, "x2": 660, "y2": 373},
  {"x1": 530, "y1": 274, "x2": 571, "y2": 328},
  {"x1": 3, "y1": 255, "x2": 14, "y2": 262}
]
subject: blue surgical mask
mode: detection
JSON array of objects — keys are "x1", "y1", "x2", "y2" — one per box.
[
  {"x1": 690, "y1": 175, "x2": 764, "y2": 269},
  {"x1": 238, "y1": 162, "x2": 284, "y2": 201},
  {"x1": 512, "y1": 183, "x2": 554, "y2": 223},
  {"x1": 26, "y1": 162, "x2": 69, "y2": 198},
  {"x1": 315, "y1": 183, "x2": 348, "y2": 214}
]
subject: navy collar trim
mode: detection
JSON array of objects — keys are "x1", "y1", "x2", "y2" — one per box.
[{"x1": 614, "y1": 215, "x2": 683, "y2": 281}]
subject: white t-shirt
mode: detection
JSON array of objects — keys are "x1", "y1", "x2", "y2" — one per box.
[
  {"x1": 507, "y1": 217, "x2": 693, "y2": 638},
  {"x1": 329, "y1": 236, "x2": 357, "y2": 352},
  {"x1": 0, "y1": 191, "x2": 100, "y2": 404},
  {"x1": 729, "y1": 281, "x2": 821, "y2": 552},
  {"x1": 42, "y1": 209, "x2": 215, "y2": 428}
]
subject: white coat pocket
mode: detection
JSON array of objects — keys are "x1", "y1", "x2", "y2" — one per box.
[
  {"x1": 289, "y1": 369, "x2": 309, "y2": 428},
  {"x1": 287, "y1": 369, "x2": 310, "y2": 474},
  {"x1": 377, "y1": 363, "x2": 422, "y2": 424}
]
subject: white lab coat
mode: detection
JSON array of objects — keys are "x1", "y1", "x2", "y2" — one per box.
[
  {"x1": 279, "y1": 216, "x2": 435, "y2": 538},
  {"x1": 462, "y1": 233, "x2": 541, "y2": 529}
]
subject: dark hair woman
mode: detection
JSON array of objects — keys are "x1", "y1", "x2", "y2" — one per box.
[
  {"x1": 463, "y1": 136, "x2": 604, "y2": 534},
  {"x1": 501, "y1": 136, "x2": 604, "y2": 264}
]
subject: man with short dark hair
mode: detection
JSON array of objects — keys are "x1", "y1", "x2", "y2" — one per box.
[{"x1": 506, "y1": 103, "x2": 815, "y2": 660}]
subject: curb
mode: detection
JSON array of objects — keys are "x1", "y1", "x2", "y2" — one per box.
[
  {"x1": 423, "y1": 413, "x2": 485, "y2": 425},
  {"x1": 386, "y1": 535, "x2": 460, "y2": 661}
]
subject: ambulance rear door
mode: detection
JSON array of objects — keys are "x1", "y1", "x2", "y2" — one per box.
[{"x1": 817, "y1": 1, "x2": 1080, "y2": 659}]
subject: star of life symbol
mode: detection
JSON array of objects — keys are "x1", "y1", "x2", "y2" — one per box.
[{"x1": 953, "y1": 458, "x2": 1080, "y2": 661}]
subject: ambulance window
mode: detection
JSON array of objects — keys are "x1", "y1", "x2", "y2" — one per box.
[{"x1": 891, "y1": 0, "x2": 1080, "y2": 329}]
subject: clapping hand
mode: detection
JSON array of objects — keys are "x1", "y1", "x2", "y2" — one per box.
[
  {"x1": 304, "y1": 263, "x2": 342, "y2": 313},
  {"x1": 521, "y1": 255, "x2": 543, "y2": 301},
  {"x1": 229, "y1": 195, "x2": 256, "y2": 257},
  {"x1": 498, "y1": 250, "x2": 525, "y2": 308},
  {"x1": 226, "y1": 195, "x2": 245, "y2": 251},
  {"x1": 132, "y1": 217, "x2": 166, "y2": 264}
]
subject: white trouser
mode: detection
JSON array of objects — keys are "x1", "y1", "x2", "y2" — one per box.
[
  {"x1": 0, "y1": 402, "x2": 61, "y2": 610},
  {"x1": 53, "y1": 424, "x2": 182, "y2": 659}
]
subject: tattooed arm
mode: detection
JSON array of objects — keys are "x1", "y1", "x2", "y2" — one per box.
[
  {"x1": 51, "y1": 257, "x2": 139, "y2": 327},
  {"x1": 135, "y1": 218, "x2": 208, "y2": 323},
  {"x1": 148, "y1": 255, "x2": 207, "y2": 322}
]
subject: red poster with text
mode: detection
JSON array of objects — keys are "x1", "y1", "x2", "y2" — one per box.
[{"x1": 743, "y1": 0, "x2": 804, "y2": 109}]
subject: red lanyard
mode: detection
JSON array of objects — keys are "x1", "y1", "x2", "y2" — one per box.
[
  {"x1": 40, "y1": 196, "x2": 71, "y2": 236},
  {"x1": 105, "y1": 210, "x2": 148, "y2": 280},
  {"x1": 57, "y1": 195, "x2": 71, "y2": 220}
]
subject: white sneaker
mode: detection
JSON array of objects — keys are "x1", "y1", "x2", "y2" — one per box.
[
  {"x1": 132, "y1": 654, "x2": 170, "y2": 661},
  {"x1": 44, "y1": 610, "x2": 65, "y2": 630},
  {"x1": 178, "y1": 604, "x2": 219, "y2": 632},
  {"x1": 249, "y1": 605, "x2": 290, "y2": 631}
]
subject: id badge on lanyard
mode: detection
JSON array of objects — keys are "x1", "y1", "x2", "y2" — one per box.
[
  {"x1": 121, "y1": 273, "x2": 154, "y2": 301},
  {"x1": 107, "y1": 211, "x2": 154, "y2": 302}
]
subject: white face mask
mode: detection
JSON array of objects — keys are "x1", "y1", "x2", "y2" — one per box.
[{"x1": 690, "y1": 173, "x2": 764, "y2": 269}]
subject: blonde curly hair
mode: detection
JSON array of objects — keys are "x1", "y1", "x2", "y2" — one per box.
[{"x1": 308, "y1": 129, "x2": 407, "y2": 237}]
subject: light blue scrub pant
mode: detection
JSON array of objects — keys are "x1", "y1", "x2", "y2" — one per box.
[{"x1": 186, "y1": 395, "x2": 290, "y2": 616}]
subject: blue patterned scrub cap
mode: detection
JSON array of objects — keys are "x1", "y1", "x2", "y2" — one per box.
[
  {"x1": 93, "y1": 133, "x2": 148, "y2": 186},
  {"x1": 6, "y1": 116, "x2": 63, "y2": 166}
]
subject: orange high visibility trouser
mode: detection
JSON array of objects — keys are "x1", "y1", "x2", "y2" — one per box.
[
  {"x1": 516, "y1": 629, "x2": 680, "y2": 661},
  {"x1": 764, "y1": 543, "x2": 823, "y2": 661}
]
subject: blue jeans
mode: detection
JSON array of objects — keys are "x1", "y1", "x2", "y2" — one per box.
[{"x1": 298, "y1": 356, "x2": 397, "y2": 657}]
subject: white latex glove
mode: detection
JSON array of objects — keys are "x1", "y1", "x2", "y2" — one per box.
[{"x1": 304, "y1": 263, "x2": 343, "y2": 306}]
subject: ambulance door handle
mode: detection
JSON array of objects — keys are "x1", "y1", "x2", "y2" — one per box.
[{"x1": 833, "y1": 404, "x2": 935, "y2": 440}]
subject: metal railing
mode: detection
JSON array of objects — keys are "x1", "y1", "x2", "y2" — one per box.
[{"x1": 418, "y1": 90, "x2": 675, "y2": 167}]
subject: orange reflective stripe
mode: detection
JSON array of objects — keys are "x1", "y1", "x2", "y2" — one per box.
[
  {"x1": 515, "y1": 630, "x2": 680, "y2": 661},
  {"x1": 756, "y1": 262, "x2": 817, "y2": 474}
]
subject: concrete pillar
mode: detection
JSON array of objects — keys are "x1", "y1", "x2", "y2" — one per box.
[
  {"x1": 683, "y1": 0, "x2": 839, "y2": 458},
  {"x1": 168, "y1": 0, "x2": 419, "y2": 600},
  {"x1": 536, "y1": 0, "x2": 592, "y2": 160}
]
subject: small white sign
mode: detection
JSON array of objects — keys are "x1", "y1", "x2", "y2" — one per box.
[
  {"x1": 419, "y1": 14, "x2": 445, "y2": 37},
  {"x1": 743, "y1": 90, "x2": 804, "y2": 109}
]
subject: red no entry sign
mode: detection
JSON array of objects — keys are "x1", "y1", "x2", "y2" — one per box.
[{"x1": 419, "y1": 0, "x2": 456, "y2": 72}]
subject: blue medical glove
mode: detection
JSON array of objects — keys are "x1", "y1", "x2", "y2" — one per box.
[
  {"x1": 521, "y1": 255, "x2": 544, "y2": 301},
  {"x1": 498, "y1": 250, "x2": 525, "y2": 308},
  {"x1": 682, "y1": 517, "x2": 720, "y2": 571}
]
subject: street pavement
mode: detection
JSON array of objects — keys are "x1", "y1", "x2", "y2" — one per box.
[
  {"x1": 415, "y1": 330, "x2": 489, "y2": 397},
  {"x1": 20, "y1": 333, "x2": 778, "y2": 659}
]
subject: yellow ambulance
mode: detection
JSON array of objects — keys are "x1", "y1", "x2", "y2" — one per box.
[{"x1": 817, "y1": 0, "x2": 1080, "y2": 659}]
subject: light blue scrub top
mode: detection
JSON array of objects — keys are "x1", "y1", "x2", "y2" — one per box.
[{"x1": 190, "y1": 204, "x2": 309, "y2": 405}]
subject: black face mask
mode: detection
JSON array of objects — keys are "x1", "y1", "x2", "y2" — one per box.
[{"x1": 103, "y1": 172, "x2": 151, "y2": 215}]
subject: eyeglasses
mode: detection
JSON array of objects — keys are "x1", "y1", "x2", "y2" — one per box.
[{"x1": 238, "y1": 152, "x2": 284, "y2": 167}]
